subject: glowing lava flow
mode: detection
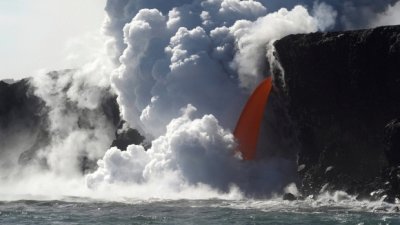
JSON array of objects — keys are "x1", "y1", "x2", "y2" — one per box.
[{"x1": 234, "y1": 77, "x2": 273, "y2": 160}]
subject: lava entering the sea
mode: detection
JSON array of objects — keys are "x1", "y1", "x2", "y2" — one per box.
[{"x1": 234, "y1": 76, "x2": 272, "y2": 160}]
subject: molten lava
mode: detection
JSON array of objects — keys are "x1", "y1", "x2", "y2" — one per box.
[{"x1": 234, "y1": 77, "x2": 273, "y2": 160}]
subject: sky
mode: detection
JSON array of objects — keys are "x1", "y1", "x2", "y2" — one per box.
[{"x1": 0, "y1": 0, "x2": 106, "y2": 80}]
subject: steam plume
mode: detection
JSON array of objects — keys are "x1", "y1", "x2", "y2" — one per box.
[
  {"x1": 88, "y1": 0, "x2": 336, "y2": 196},
  {"x1": 2, "y1": 0, "x2": 398, "y2": 200}
]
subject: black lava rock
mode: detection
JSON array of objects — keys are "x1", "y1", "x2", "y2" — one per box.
[
  {"x1": 274, "y1": 25, "x2": 400, "y2": 198},
  {"x1": 111, "y1": 124, "x2": 145, "y2": 150},
  {"x1": 384, "y1": 119, "x2": 400, "y2": 166},
  {"x1": 283, "y1": 193, "x2": 297, "y2": 201}
]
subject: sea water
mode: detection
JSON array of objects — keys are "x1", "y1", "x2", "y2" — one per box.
[{"x1": 1, "y1": 198, "x2": 399, "y2": 225}]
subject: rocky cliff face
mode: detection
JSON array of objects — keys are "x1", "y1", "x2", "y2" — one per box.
[{"x1": 273, "y1": 25, "x2": 400, "y2": 200}]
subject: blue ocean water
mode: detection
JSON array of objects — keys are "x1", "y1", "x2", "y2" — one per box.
[{"x1": 0, "y1": 199, "x2": 399, "y2": 225}]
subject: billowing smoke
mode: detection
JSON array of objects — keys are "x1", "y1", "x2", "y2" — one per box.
[
  {"x1": 31, "y1": 67, "x2": 113, "y2": 176},
  {"x1": 110, "y1": 1, "x2": 334, "y2": 137},
  {"x1": 0, "y1": 43, "x2": 119, "y2": 199},
  {"x1": 86, "y1": 0, "x2": 336, "y2": 197},
  {"x1": 104, "y1": 0, "x2": 194, "y2": 62},
  {"x1": 87, "y1": 105, "x2": 296, "y2": 196},
  {"x1": 370, "y1": 1, "x2": 400, "y2": 27},
  {"x1": 2, "y1": 0, "x2": 398, "y2": 200},
  {"x1": 256, "y1": 0, "x2": 399, "y2": 29},
  {"x1": 104, "y1": 0, "x2": 400, "y2": 59}
]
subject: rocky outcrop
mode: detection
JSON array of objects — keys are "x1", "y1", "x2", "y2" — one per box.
[
  {"x1": 273, "y1": 25, "x2": 400, "y2": 200},
  {"x1": 0, "y1": 79, "x2": 50, "y2": 167},
  {"x1": 111, "y1": 126, "x2": 145, "y2": 150}
]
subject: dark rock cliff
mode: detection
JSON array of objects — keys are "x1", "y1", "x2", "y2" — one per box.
[{"x1": 273, "y1": 25, "x2": 400, "y2": 200}]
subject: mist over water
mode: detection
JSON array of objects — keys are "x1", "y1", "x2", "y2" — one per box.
[
  {"x1": 1, "y1": 198, "x2": 400, "y2": 225},
  {"x1": 0, "y1": 0, "x2": 399, "y2": 209}
]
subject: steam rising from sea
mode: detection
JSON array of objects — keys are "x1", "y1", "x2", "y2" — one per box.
[
  {"x1": 87, "y1": 1, "x2": 334, "y2": 198},
  {"x1": 0, "y1": 0, "x2": 399, "y2": 205}
]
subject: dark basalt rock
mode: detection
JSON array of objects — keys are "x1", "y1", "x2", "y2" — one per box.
[
  {"x1": 273, "y1": 25, "x2": 400, "y2": 199},
  {"x1": 384, "y1": 119, "x2": 400, "y2": 166},
  {"x1": 282, "y1": 193, "x2": 297, "y2": 201},
  {"x1": 0, "y1": 79, "x2": 50, "y2": 166},
  {"x1": 0, "y1": 79, "x2": 45, "y2": 131},
  {"x1": 111, "y1": 123, "x2": 145, "y2": 150}
]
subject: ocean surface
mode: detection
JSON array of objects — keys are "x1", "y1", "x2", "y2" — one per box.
[{"x1": 0, "y1": 197, "x2": 399, "y2": 225}]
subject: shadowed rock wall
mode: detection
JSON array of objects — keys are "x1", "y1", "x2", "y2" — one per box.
[{"x1": 274, "y1": 25, "x2": 400, "y2": 200}]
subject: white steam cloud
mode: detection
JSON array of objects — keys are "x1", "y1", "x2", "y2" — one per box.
[
  {"x1": 4, "y1": 0, "x2": 397, "y2": 200},
  {"x1": 257, "y1": 0, "x2": 399, "y2": 29},
  {"x1": 87, "y1": 105, "x2": 296, "y2": 196},
  {"x1": 87, "y1": 0, "x2": 336, "y2": 197},
  {"x1": 0, "y1": 38, "x2": 118, "y2": 200},
  {"x1": 111, "y1": 1, "x2": 335, "y2": 137},
  {"x1": 370, "y1": 1, "x2": 400, "y2": 27},
  {"x1": 31, "y1": 71, "x2": 111, "y2": 176}
]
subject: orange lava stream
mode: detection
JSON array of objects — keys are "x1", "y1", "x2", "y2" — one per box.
[{"x1": 234, "y1": 77, "x2": 273, "y2": 160}]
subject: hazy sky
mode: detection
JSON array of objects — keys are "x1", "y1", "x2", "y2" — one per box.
[{"x1": 0, "y1": 0, "x2": 106, "y2": 80}]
